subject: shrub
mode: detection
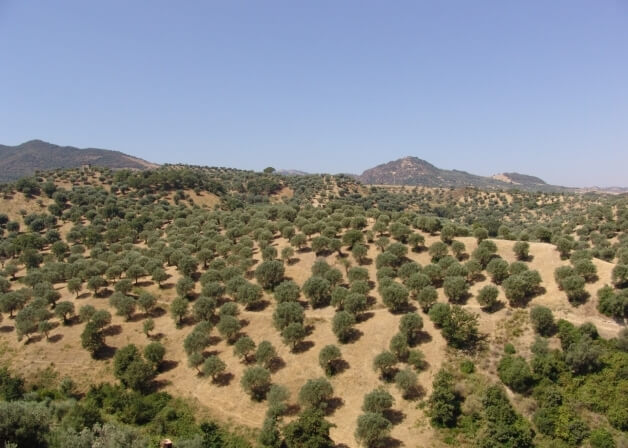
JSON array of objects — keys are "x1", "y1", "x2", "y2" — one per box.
[
  {"x1": 561, "y1": 274, "x2": 588, "y2": 303},
  {"x1": 573, "y1": 259, "x2": 597, "y2": 282},
  {"x1": 476, "y1": 285, "x2": 499, "y2": 310},
  {"x1": 354, "y1": 412, "x2": 392, "y2": 448},
  {"x1": 344, "y1": 293, "x2": 368, "y2": 315},
  {"x1": 416, "y1": 285, "x2": 438, "y2": 312},
  {"x1": 332, "y1": 311, "x2": 356, "y2": 343},
  {"x1": 589, "y1": 428, "x2": 616, "y2": 448},
  {"x1": 217, "y1": 315, "x2": 241, "y2": 343},
  {"x1": 236, "y1": 282, "x2": 263, "y2": 309},
  {"x1": 502, "y1": 270, "x2": 541, "y2": 306},
  {"x1": 202, "y1": 355, "x2": 226, "y2": 381},
  {"x1": 113, "y1": 344, "x2": 154, "y2": 392},
  {"x1": 254, "y1": 260, "x2": 285, "y2": 290},
  {"x1": 394, "y1": 368, "x2": 418, "y2": 399},
  {"x1": 460, "y1": 360, "x2": 475, "y2": 374},
  {"x1": 319, "y1": 344, "x2": 342, "y2": 376},
  {"x1": 283, "y1": 408, "x2": 334, "y2": 448},
  {"x1": 373, "y1": 351, "x2": 397, "y2": 381},
  {"x1": 272, "y1": 302, "x2": 304, "y2": 330},
  {"x1": 240, "y1": 366, "x2": 271, "y2": 401},
  {"x1": 443, "y1": 276, "x2": 468, "y2": 303},
  {"x1": 611, "y1": 264, "x2": 628, "y2": 288},
  {"x1": 143, "y1": 342, "x2": 165, "y2": 369},
  {"x1": 513, "y1": 241, "x2": 529, "y2": 260},
  {"x1": 486, "y1": 258, "x2": 509, "y2": 284},
  {"x1": 298, "y1": 378, "x2": 333, "y2": 411},
  {"x1": 381, "y1": 282, "x2": 409, "y2": 313},
  {"x1": 564, "y1": 335, "x2": 601, "y2": 374},
  {"x1": 273, "y1": 280, "x2": 300, "y2": 303},
  {"x1": 428, "y1": 303, "x2": 450, "y2": 327},
  {"x1": 428, "y1": 369, "x2": 460, "y2": 427},
  {"x1": 441, "y1": 306, "x2": 479, "y2": 349},
  {"x1": 407, "y1": 349, "x2": 426, "y2": 371},
  {"x1": 597, "y1": 286, "x2": 627, "y2": 319},
  {"x1": 498, "y1": 355, "x2": 533, "y2": 393},
  {"x1": 530, "y1": 306, "x2": 555, "y2": 336},
  {"x1": 255, "y1": 341, "x2": 277, "y2": 369},
  {"x1": 233, "y1": 336, "x2": 256, "y2": 363},
  {"x1": 303, "y1": 276, "x2": 331, "y2": 308},
  {"x1": 170, "y1": 297, "x2": 189, "y2": 327},
  {"x1": 362, "y1": 388, "x2": 394, "y2": 413},
  {"x1": 193, "y1": 296, "x2": 217, "y2": 322},
  {"x1": 281, "y1": 322, "x2": 307, "y2": 350},
  {"x1": 399, "y1": 312, "x2": 423, "y2": 343}
]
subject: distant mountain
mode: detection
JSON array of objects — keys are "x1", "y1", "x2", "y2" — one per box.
[
  {"x1": 277, "y1": 169, "x2": 310, "y2": 176},
  {"x1": 0, "y1": 140, "x2": 158, "y2": 182},
  {"x1": 491, "y1": 172, "x2": 547, "y2": 186},
  {"x1": 357, "y1": 156, "x2": 566, "y2": 191},
  {"x1": 575, "y1": 186, "x2": 628, "y2": 195}
]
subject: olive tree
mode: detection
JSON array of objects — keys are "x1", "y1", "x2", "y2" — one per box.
[
  {"x1": 241, "y1": 366, "x2": 271, "y2": 401},
  {"x1": 362, "y1": 388, "x2": 394, "y2": 413},
  {"x1": 298, "y1": 377, "x2": 334, "y2": 411},
  {"x1": 355, "y1": 412, "x2": 392, "y2": 448},
  {"x1": 319, "y1": 344, "x2": 342, "y2": 376},
  {"x1": 203, "y1": 355, "x2": 226, "y2": 381},
  {"x1": 332, "y1": 311, "x2": 356, "y2": 343}
]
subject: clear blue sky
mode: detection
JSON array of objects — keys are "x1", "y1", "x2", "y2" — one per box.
[{"x1": 1, "y1": 1, "x2": 627, "y2": 187}]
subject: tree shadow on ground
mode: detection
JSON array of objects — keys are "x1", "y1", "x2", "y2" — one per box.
[
  {"x1": 151, "y1": 307, "x2": 167, "y2": 318},
  {"x1": 160, "y1": 360, "x2": 179, "y2": 373},
  {"x1": 356, "y1": 311, "x2": 374, "y2": 323},
  {"x1": 402, "y1": 384, "x2": 426, "y2": 401},
  {"x1": 331, "y1": 358, "x2": 350, "y2": 375},
  {"x1": 48, "y1": 334, "x2": 64, "y2": 343},
  {"x1": 324, "y1": 396, "x2": 344, "y2": 415},
  {"x1": 149, "y1": 332, "x2": 165, "y2": 341},
  {"x1": 292, "y1": 340, "x2": 315, "y2": 354},
  {"x1": 269, "y1": 356, "x2": 286, "y2": 373},
  {"x1": 207, "y1": 335, "x2": 222, "y2": 346},
  {"x1": 213, "y1": 372, "x2": 234, "y2": 387},
  {"x1": 383, "y1": 408, "x2": 405, "y2": 425},
  {"x1": 102, "y1": 325, "x2": 122, "y2": 337},
  {"x1": 380, "y1": 437, "x2": 403, "y2": 448},
  {"x1": 97, "y1": 289, "x2": 114, "y2": 299},
  {"x1": 341, "y1": 328, "x2": 363, "y2": 344},
  {"x1": 410, "y1": 330, "x2": 432, "y2": 346},
  {"x1": 246, "y1": 300, "x2": 270, "y2": 312},
  {"x1": 285, "y1": 403, "x2": 301, "y2": 416},
  {"x1": 95, "y1": 345, "x2": 117, "y2": 360},
  {"x1": 150, "y1": 379, "x2": 171, "y2": 391}
]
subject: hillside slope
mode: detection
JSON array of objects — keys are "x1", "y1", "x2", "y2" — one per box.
[{"x1": 0, "y1": 140, "x2": 158, "y2": 181}]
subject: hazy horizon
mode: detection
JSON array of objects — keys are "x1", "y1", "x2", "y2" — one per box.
[{"x1": 1, "y1": 1, "x2": 627, "y2": 187}]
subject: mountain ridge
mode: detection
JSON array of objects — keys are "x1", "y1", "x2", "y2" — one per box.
[
  {"x1": 355, "y1": 156, "x2": 571, "y2": 192},
  {"x1": 0, "y1": 140, "x2": 158, "y2": 181}
]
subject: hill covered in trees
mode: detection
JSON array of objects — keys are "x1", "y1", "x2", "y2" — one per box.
[
  {"x1": 0, "y1": 165, "x2": 627, "y2": 447},
  {"x1": 0, "y1": 140, "x2": 158, "y2": 182}
]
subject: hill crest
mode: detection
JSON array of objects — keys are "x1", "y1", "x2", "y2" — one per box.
[
  {"x1": 358, "y1": 156, "x2": 562, "y2": 191},
  {"x1": 0, "y1": 140, "x2": 158, "y2": 182}
]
